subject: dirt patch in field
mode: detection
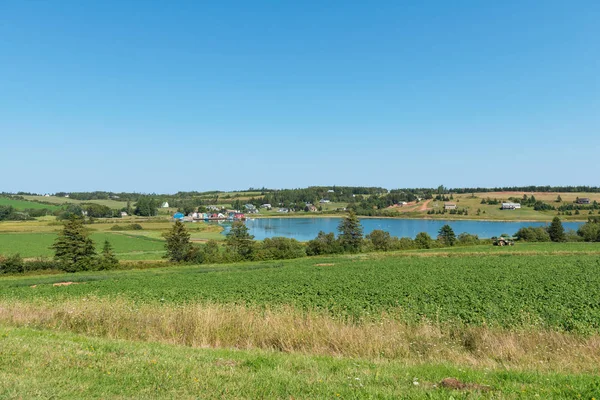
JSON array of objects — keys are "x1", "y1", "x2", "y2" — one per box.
[
  {"x1": 438, "y1": 377, "x2": 490, "y2": 392},
  {"x1": 52, "y1": 282, "x2": 80, "y2": 287},
  {"x1": 314, "y1": 263, "x2": 335, "y2": 266}
]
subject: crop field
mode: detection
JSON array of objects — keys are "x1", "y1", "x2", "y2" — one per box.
[
  {"x1": 0, "y1": 197, "x2": 60, "y2": 211},
  {"x1": 2, "y1": 248, "x2": 600, "y2": 331}
]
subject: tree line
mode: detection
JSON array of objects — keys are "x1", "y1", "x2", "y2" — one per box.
[{"x1": 4, "y1": 213, "x2": 600, "y2": 274}]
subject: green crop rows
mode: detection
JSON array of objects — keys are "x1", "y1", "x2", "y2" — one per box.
[{"x1": 2, "y1": 253, "x2": 600, "y2": 332}]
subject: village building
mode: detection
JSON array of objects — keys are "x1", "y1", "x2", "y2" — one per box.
[
  {"x1": 319, "y1": 199, "x2": 331, "y2": 204},
  {"x1": 161, "y1": 202, "x2": 169, "y2": 208},
  {"x1": 120, "y1": 211, "x2": 128, "y2": 217},
  {"x1": 576, "y1": 198, "x2": 591, "y2": 204},
  {"x1": 444, "y1": 203, "x2": 457, "y2": 210},
  {"x1": 261, "y1": 203, "x2": 272, "y2": 209},
  {"x1": 501, "y1": 202, "x2": 521, "y2": 210}
]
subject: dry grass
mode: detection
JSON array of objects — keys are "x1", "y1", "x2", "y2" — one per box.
[{"x1": 1, "y1": 298, "x2": 599, "y2": 374}]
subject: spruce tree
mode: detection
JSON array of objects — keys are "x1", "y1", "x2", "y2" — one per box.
[
  {"x1": 226, "y1": 221, "x2": 255, "y2": 260},
  {"x1": 52, "y1": 217, "x2": 97, "y2": 272},
  {"x1": 547, "y1": 217, "x2": 566, "y2": 242},
  {"x1": 99, "y1": 240, "x2": 119, "y2": 270},
  {"x1": 337, "y1": 210, "x2": 363, "y2": 252},
  {"x1": 163, "y1": 220, "x2": 192, "y2": 262},
  {"x1": 438, "y1": 224, "x2": 457, "y2": 246}
]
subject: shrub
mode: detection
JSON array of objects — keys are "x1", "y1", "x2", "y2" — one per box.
[
  {"x1": 110, "y1": 223, "x2": 143, "y2": 231},
  {"x1": 391, "y1": 237, "x2": 416, "y2": 250},
  {"x1": 414, "y1": 232, "x2": 434, "y2": 249},
  {"x1": 257, "y1": 237, "x2": 306, "y2": 260},
  {"x1": 515, "y1": 227, "x2": 551, "y2": 242},
  {"x1": 0, "y1": 254, "x2": 24, "y2": 274},
  {"x1": 577, "y1": 219, "x2": 600, "y2": 242},
  {"x1": 456, "y1": 233, "x2": 480, "y2": 246},
  {"x1": 366, "y1": 230, "x2": 393, "y2": 251},
  {"x1": 306, "y1": 231, "x2": 342, "y2": 256}
]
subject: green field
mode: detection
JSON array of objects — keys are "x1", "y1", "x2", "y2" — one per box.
[
  {"x1": 0, "y1": 232, "x2": 166, "y2": 260},
  {"x1": 2, "y1": 245, "x2": 600, "y2": 397},
  {"x1": 1, "y1": 326, "x2": 598, "y2": 399},
  {"x1": 0, "y1": 197, "x2": 60, "y2": 211},
  {"x1": 2, "y1": 244, "x2": 600, "y2": 330},
  {"x1": 21, "y1": 195, "x2": 128, "y2": 210},
  {"x1": 2, "y1": 247, "x2": 600, "y2": 398}
]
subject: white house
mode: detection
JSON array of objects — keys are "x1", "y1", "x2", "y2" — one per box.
[
  {"x1": 501, "y1": 202, "x2": 521, "y2": 210},
  {"x1": 120, "y1": 211, "x2": 128, "y2": 217},
  {"x1": 319, "y1": 199, "x2": 331, "y2": 204},
  {"x1": 261, "y1": 204, "x2": 272, "y2": 209},
  {"x1": 444, "y1": 203, "x2": 457, "y2": 210},
  {"x1": 161, "y1": 202, "x2": 169, "y2": 208}
]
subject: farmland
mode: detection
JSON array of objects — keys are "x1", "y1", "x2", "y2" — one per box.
[
  {"x1": 2, "y1": 247, "x2": 600, "y2": 397},
  {"x1": 0, "y1": 197, "x2": 60, "y2": 211},
  {"x1": 0, "y1": 218, "x2": 224, "y2": 260},
  {"x1": 2, "y1": 248, "x2": 600, "y2": 330},
  {"x1": 21, "y1": 195, "x2": 128, "y2": 210}
]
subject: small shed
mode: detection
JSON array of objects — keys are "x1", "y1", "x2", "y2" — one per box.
[{"x1": 444, "y1": 203, "x2": 457, "y2": 210}]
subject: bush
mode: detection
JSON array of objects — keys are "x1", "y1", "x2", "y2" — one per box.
[
  {"x1": 110, "y1": 223, "x2": 143, "y2": 231},
  {"x1": 391, "y1": 237, "x2": 416, "y2": 250},
  {"x1": 515, "y1": 227, "x2": 551, "y2": 242},
  {"x1": 256, "y1": 237, "x2": 306, "y2": 260},
  {"x1": 0, "y1": 254, "x2": 24, "y2": 274},
  {"x1": 366, "y1": 230, "x2": 393, "y2": 251},
  {"x1": 414, "y1": 232, "x2": 434, "y2": 249},
  {"x1": 577, "y1": 219, "x2": 600, "y2": 242},
  {"x1": 456, "y1": 233, "x2": 480, "y2": 246},
  {"x1": 23, "y1": 258, "x2": 61, "y2": 272},
  {"x1": 306, "y1": 231, "x2": 342, "y2": 256}
]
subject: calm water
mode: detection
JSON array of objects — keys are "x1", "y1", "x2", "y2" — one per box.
[{"x1": 218, "y1": 218, "x2": 583, "y2": 241}]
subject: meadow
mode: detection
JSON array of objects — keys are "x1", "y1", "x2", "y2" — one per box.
[
  {"x1": 0, "y1": 197, "x2": 60, "y2": 211},
  {"x1": 21, "y1": 195, "x2": 128, "y2": 209},
  {"x1": 0, "y1": 218, "x2": 224, "y2": 260}
]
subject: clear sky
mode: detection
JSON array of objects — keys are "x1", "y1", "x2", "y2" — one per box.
[{"x1": 1, "y1": 1, "x2": 598, "y2": 193}]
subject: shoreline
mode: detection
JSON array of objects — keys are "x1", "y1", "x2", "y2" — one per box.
[{"x1": 250, "y1": 214, "x2": 587, "y2": 223}]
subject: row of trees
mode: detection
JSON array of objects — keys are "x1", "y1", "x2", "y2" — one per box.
[
  {"x1": 513, "y1": 216, "x2": 600, "y2": 242},
  {"x1": 162, "y1": 211, "x2": 476, "y2": 264}
]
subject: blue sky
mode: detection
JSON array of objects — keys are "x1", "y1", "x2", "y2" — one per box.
[{"x1": 1, "y1": 1, "x2": 598, "y2": 193}]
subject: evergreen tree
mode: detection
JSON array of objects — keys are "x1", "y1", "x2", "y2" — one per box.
[
  {"x1": 99, "y1": 240, "x2": 119, "y2": 270},
  {"x1": 556, "y1": 195, "x2": 562, "y2": 203},
  {"x1": 163, "y1": 220, "x2": 192, "y2": 262},
  {"x1": 337, "y1": 210, "x2": 363, "y2": 252},
  {"x1": 547, "y1": 217, "x2": 566, "y2": 242},
  {"x1": 226, "y1": 221, "x2": 255, "y2": 260},
  {"x1": 437, "y1": 224, "x2": 457, "y2": 246},
  {"x1": 51, "y1": 217, "x2": 97, "y2": 272}
]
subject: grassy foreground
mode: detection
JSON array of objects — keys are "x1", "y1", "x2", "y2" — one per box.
[{"x1": 1, "y1": 326, "x2": 599, "y2": 399}]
